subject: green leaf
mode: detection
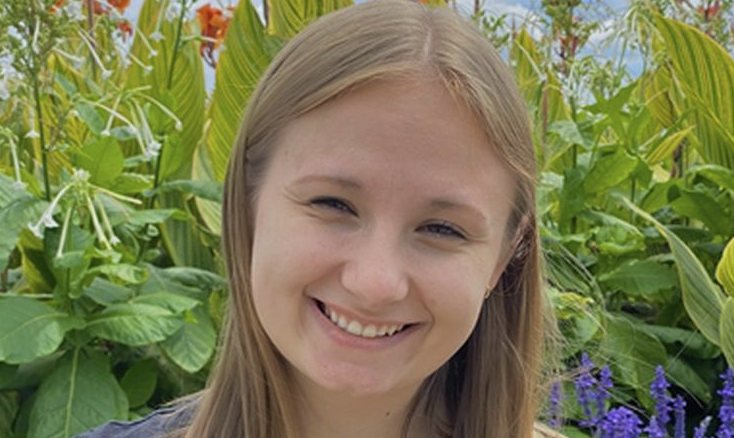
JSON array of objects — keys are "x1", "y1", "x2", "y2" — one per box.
[
  {"x1": 664, "y1": 357, "x2": 712, "y2": 403},
  {"x1": 82, "y1": 278, "x2": 133, "y2": 306},
  {"x1": 0, "y1": 391, "x2": 18, "y2": 438},
  {"x1": 721, "y1": 297, "x2": 734, "y2": 367},
  {"x1": 645, "y1": 126, "x2": 694, "y2": 165},
  {"x1": 73, "y1": 103, "x2": 104, "y2": 135},
  {"x1": 120, "y1": 359, "x2": 158, "y2": 409},
  {"x1": 583, "y1": 148, "x2": 637, "y2": 194},
  {"x1": 0, "y1": 190, "x2": 44, "y2": 271},
  {"x1": 192, "y1": 140, "x2": 222, "y2": 235},
  {"x1": 269, "y1": 0, "x2": 352, "y2": 39},
  {"x1": 717, "y1": 237, "x2": 734, "y2": 297},
  {"x1": 207, "y1": 0, "x2": 271, "y2": 182},
  {"x1": 670, "y1": 189, "x2": 733, "y2": 235},
  {"x1": 87, "y1": 263, "x2": 148, "y2": 285},
  {"x1": 133, "y1": 292, "x2": 199, "y2": 314},
  {"x1": 653, "y1": 13, "x2": 734, "y2": 169},
  {"x1": 509, "y1": 28, "x2": 542, "y2": 105},
  {"x1": 636, "y1": 324, "x2": 720, "y2": 359},
  {"x1": 161, "y1": 306, "x2": 216, "y2": 373},
  {"x1": 600, "y1": 314, "x2": 668, "y2": 397},
  {"x1": 0, "y1": 363, "x2": 16, "y2": 389},
  {"x1": 28, "y1": 349, "x2": 128, "y2": 438},
  {"x1": 0, "y1": 297, "x2": 84, "y2": 364},
  {"x1": 599, "y1": 259, "x2": 678, "y2": 296},
  {"x1": 157, "y1": 179, "x2": 223, "y2": 203},
  {"x1": 86, "y1": 301, "x2": 184, "y2": 347},
  {"x1": 127, "y1": 0, "x2": 206, "y2": 181},
  {"x1": 691, "y1": 164, "x2": 734, "y2": 193},
  {"x1": 125, "y1": 209, "x2": 181, "y2": 227},
  {"x1": 548, "y1": 120, "x2": 587, "y2": 147},
  {"x1": 623, "y1": 198, "x2": 725, "y2": 344},
  {"x1": 109, "y1": 173, "x2": 153, "y2": 195},
  {"x1": 76, "y1": 137, "x2": 124, "y2": 187}
]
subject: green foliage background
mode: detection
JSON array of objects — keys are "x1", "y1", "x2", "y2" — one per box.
[{"x1": 0, "y1": 0, "x2": 733, "y2": 436}]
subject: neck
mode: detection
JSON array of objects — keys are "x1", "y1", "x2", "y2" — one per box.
[{"x1": 293, "y1": 375, "x2": 431, "y2": 438}]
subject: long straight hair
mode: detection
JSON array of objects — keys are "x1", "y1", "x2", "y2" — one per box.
[{"x1": 182, "y1": 1, "x2": 544, "y2": 437}]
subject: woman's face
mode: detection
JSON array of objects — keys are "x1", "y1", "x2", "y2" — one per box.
[{"x1": 250, "y1": 78, "x2": 516, "y2": 400}]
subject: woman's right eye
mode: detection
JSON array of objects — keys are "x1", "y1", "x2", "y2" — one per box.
[{"x1": 309, "y1": 197, "x2": 357, "y2": 215}]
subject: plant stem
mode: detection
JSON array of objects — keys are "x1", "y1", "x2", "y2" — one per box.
[
  {"x1": 33, "y1": 77, "x2": 51, "y2": 202},
  {"x1": 86, "y1": 0, "x2": 97, "y2": 79},
  {"x1": 166, "y1": 0, "x2": 189, "y2": 90}
]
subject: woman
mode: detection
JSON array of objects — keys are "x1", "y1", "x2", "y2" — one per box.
[{"x1": 78, "y1": 1, "x2": 551, "y2": 437}]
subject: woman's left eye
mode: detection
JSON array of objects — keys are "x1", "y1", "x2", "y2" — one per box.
[{"x1": 419, "y1": 221, "x2": 467, "y2": 240}]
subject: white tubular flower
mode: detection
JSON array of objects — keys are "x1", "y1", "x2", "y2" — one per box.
[
  {"x1": 86, "y1": 193, "x2": 110, "y2": 249},
  {"x1": 150, "y1": 31, "x2": 164, "y2": 42},
  {"x1": 28, "y1": 221, "x2": 43, "y2": 239},
  {"x1": 166, "y1": 1, "x2": 182, "y2": 22},
  {"x1": 72, "y1": 169, "x2": 90, "y2": 183},
  {"x1": 25, "y1": 129, "x2": 40, "y2": 139},
  {"x1": 41, "y1": 212, "x2": 59, "y2": 228},
  {"x1": 145, "y1": 140, "x2": 162, "y2": 159}
]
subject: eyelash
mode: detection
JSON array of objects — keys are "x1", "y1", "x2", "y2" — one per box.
[
  {"x1": 419, "y1": 221, "x2": 467, "y2": 240},
  {"x1": 308, "y1": 197, "x2": 467, "y2": 240},
  {"x1": 309, "y1": 197, "x2": 356, "y2": 215}
]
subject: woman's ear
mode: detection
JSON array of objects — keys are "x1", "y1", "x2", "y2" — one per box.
[{"x1": 486, "y1": 215, "x2": 531, "y2": 292}]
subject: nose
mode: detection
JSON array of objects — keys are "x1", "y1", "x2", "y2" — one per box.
[{"x1": 339, "y1": 227, "x2": 410, "y2": 306}]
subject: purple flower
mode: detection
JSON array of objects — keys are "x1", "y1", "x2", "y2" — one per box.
[
  {"x1": 575, "y1": 353, "x2": 598, "y2": 428},
  {"x1": 717, "y1": 368, "x2": 734, "y2": 438},
  {"x1": 673, "y1": 395, "x2": 686, "y2": 438},
  {"x1": 598, "y1": 365, "x2": 613, "y2": 419},
  {"x1": 647, "y1": 416, "x2": 666, "y2": 438},
  {"x1": 694, "y1": 416, "x2": 712, "y2": 438},
  {"x1": 548, "y1": 379, "x2": 563, "y2": 429},
  {"x1": 599, "y1": 407, "x2": 642, "y2": 438},
  {"x1": 651, "y1": 365, "x2": 672, "y2": 426}
]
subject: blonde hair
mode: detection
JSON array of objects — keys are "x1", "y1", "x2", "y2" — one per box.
[{"x1": 183, "y1": 1, "x2": 543, "y2": 437}]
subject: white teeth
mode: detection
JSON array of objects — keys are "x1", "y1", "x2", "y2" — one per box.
[
  {"x1": 362, "y1": 324, "x2": 377, "y2": 338},
  {"x1": 321, "y1": 304, "x2": 406, "y2": 339},
  {"x1": 346, "y1": 320, "x2": 363, "y2": 335}
]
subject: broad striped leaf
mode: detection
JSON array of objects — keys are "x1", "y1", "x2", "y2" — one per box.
[
  {"x1": 653, "y1": 13, "x2": 734, "y2": 169},
  {"x1": 207, "y1": 0, "x2": 271, "y2": 182},
  {"x1": 645, "y1": 126, "x2": 694, "y2": 165},
  {"x1": 510, "y1": 28, "x2": 542, "y2": 105},
  {"x1": 721, "y1": 298, "x2": 734, "y2": 367},
  {"x1": 269, "y1": 0, "x2": 352, "y2": 38},
  {"x1": 717, "y1": 237, "x2": 734, "y2": 297},
  {"x1": 624, "y1": 198, "x2": 725, "y2": 344}
]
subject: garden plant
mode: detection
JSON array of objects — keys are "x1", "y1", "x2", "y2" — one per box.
[{"x1": 0, "y1": 0, "x2": 733, "y2": 437}]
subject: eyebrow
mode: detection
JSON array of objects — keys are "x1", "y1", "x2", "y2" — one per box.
[{"x1": 291, "y1": 174, "x2": 363, "y2": 190}]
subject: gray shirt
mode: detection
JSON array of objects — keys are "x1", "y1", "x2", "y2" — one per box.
[{"x1": 74, "y1": 405, "x2": 192, "y2": 438}]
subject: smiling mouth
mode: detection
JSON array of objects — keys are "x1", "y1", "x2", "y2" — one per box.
[{"x1": 314, "y1": 300, "x2": 413, "y2": 339}]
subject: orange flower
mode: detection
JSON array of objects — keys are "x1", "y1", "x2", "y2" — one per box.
[
  {"x1": 117, "y1": 20, "x2": 133, "y2": 40},
  {"x1": 50, "y1": 0, "x2": 65, "y2": 13},
  {"x1": 93, "y1": 0, "x2": 131, "y2": 15},
  {"x1": 197, "y1": 4, "x2": 234, "y2": 67}
]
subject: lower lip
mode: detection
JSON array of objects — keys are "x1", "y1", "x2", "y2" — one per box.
[{"x1": 308, "y1": 299, "x2": 418, "y2": 350}]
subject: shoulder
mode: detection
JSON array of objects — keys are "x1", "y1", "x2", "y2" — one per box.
[
  {"x1": 533, "y1": 422, "x2": 568, "y2": 438},
  {"x1": 74, "y1": 405, "x2": 192, "y2": 438}
]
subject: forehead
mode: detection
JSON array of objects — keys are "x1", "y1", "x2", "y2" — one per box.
[{"x1": 268, "y1": 77, "x2": 515, "y2": 210}]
